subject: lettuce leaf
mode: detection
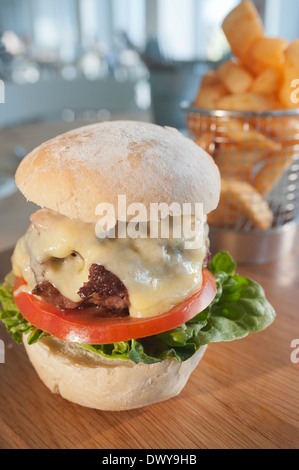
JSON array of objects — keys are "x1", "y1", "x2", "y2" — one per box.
[
  {"x1": 0, "y1": 252, "x2": 276, "y2": 364},
  {"x1": 0, "y1": 273, "x2": 49, "y2": 345},
  {"x1": 194, "y1": 251, "x2": 276, "y2": 345}
]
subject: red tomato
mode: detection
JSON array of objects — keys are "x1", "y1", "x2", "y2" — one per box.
[{"x1": 13, "y1": 270, "x2": 216, "y2": 345}]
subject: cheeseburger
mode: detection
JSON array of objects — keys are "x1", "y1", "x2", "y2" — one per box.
[{"x1": 0, "y1": 121, "x2": 275, "y2": 411}]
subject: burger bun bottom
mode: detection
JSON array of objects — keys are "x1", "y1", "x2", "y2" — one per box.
[{"x1": 23, "y1": 335, "x2": 207, "y2": 411}]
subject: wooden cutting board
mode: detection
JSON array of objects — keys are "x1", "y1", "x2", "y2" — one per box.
[{"x1": 0, "y1": 242, "x2": 299, "y2": 450}]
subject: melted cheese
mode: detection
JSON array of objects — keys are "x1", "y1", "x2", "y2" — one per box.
[{"x1": 12, "y1": 210, "x2": 208, "y2": 318}]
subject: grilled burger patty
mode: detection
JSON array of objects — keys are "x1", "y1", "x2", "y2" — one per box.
[
  {"x1": 31, "y1": 247, "x2": 211, "y2": 313},
  {"x1": 32, "y1": 264, "x2": 130, "y2": 312}
]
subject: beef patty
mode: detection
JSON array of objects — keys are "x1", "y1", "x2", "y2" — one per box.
[
  {"x1": 32, "y1": 247, "x2": 211, "y2": 313},
  {"x1": 32, "y1": 264, "x2": 130, "y2": 313}
]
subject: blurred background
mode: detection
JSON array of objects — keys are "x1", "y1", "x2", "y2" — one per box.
[
  {"x1": 0, "y1": 0, "x2": 299, "y2": 254},
  {"x1": 0, "y1": 0, "x2": 299, "y2": 131}
]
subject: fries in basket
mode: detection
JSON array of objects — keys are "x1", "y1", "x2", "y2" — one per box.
[{"x1": 188, "y1": 0, "x2": 299, "y2": 231}]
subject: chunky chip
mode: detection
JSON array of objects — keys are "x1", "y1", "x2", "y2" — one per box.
[
  {"x1": 221, "y1": 0, "x2": 263, "y2": 72},
  {"x1": 251, "y1": 68, "x2": 282, "y2": 96},
  {"x1": 279, "y1": 40, "x2": 299, "y2": 109},
  {"x1": 218, "y1": 60, "x2": 253, "y2": 95},
  {"x1": 216, "y1": 93, "x2": 278, "y2": 112},
  {"x1": 252, "y1": 149, "x2": 295, "y2": 196},
  {"x1": 208, "y1": 179, "x2": 274, "y2": 231},
  {"x1": 194, "y1": 84, "x2": 227, "y2": 109},
  {"x1": 249, "y1": 37, "x2": 288, "y2": 70}
]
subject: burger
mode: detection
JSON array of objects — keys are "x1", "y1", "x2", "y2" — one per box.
[{"x1": 0, "y1": 121, "x2": 275, "y2": 411}]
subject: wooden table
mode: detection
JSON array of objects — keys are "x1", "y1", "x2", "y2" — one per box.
[{"x1": 0, "y1": 236, "x2": 298, "y2": 449}]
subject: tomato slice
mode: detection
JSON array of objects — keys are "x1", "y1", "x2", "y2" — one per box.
[{"x1": 13, "y1": 270, "x2": 216, "y2": 345}]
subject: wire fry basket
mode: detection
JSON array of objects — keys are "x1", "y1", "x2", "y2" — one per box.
[{"x1": 182, "y1": 103, "x2": 299, "y2": 263}]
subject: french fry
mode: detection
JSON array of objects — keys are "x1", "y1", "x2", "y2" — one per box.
[
  {"x1": 213, "y1": 148, "x2": 267, "y2": 181},
  {"x1": 222, "y1": 1, "x2": 264, "y2": 73},
  {"x1": 191, "y1": 116, "x2": 243, "y2": 134},
  {"x1": 194, "y1": 133, "x2": 215, "y2": 153},
  {"x1": 214, "y1": 118, "x2": 281, "y2": 150},
  {"x1": 208, "y1": 199, "x2": 240, "y2": 227},
  {"x1": 279, "y1": 68, "x2": 299, "y2": 109},
  {"x1": 241, "y1": 53, "x2": 267, "y2": 77},
  {"x1": 272, "y1": 119, "x2": 299, "y2": 145},
  {"x1": 187, "y1": 116, "x2": 244, "y2": 147},
  {"x1": 218, "y1": 60, "x2": 254, "y2": 94},
  {"x1": 188, "y1": 115, "x2": 282, "y2": 152},
  {"x1": 224, "y1": 128, "x2": 281, "y2": 151},
  {"x1": 251, "y1": 67, "x2": 282, "y2": 95},
  {"x1": 208, "y1": 179, "x2": 274, "y2": 230},
  {"x1": 194, "y1": 84, "x2": 227, "y2": 109},
  {"x1": 216, "y1": 92, "x2": 276, "y2": 111},
  {"x1": 284, "y1": 39, "x2": 299, "y2": 68},
  {"x1": 254, "y1": 116, "x2": 299, "y2": 143},
  {"x1": 200, "y1": 70, "x2": 221, "y2": 88},
  {"x1": 252, "y1": 149, "x2": 295, "y2": 195},
  {"x1": 186, "y1": 114, "x2": 219, "y2": 139},
  {"x1": 279, "y1": 40, "x2": 299, "y2": 109},
  {"x1": 250, "y1": 37, "x2": 288, "y2": 70}
]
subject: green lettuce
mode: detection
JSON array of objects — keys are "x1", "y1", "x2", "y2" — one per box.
[
  {"x1": 0, "y1": 252, "x2": 276, "y2": 364},
  {"x1": 0, "y1": 272, "x2": 49, "y2": 345}
]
